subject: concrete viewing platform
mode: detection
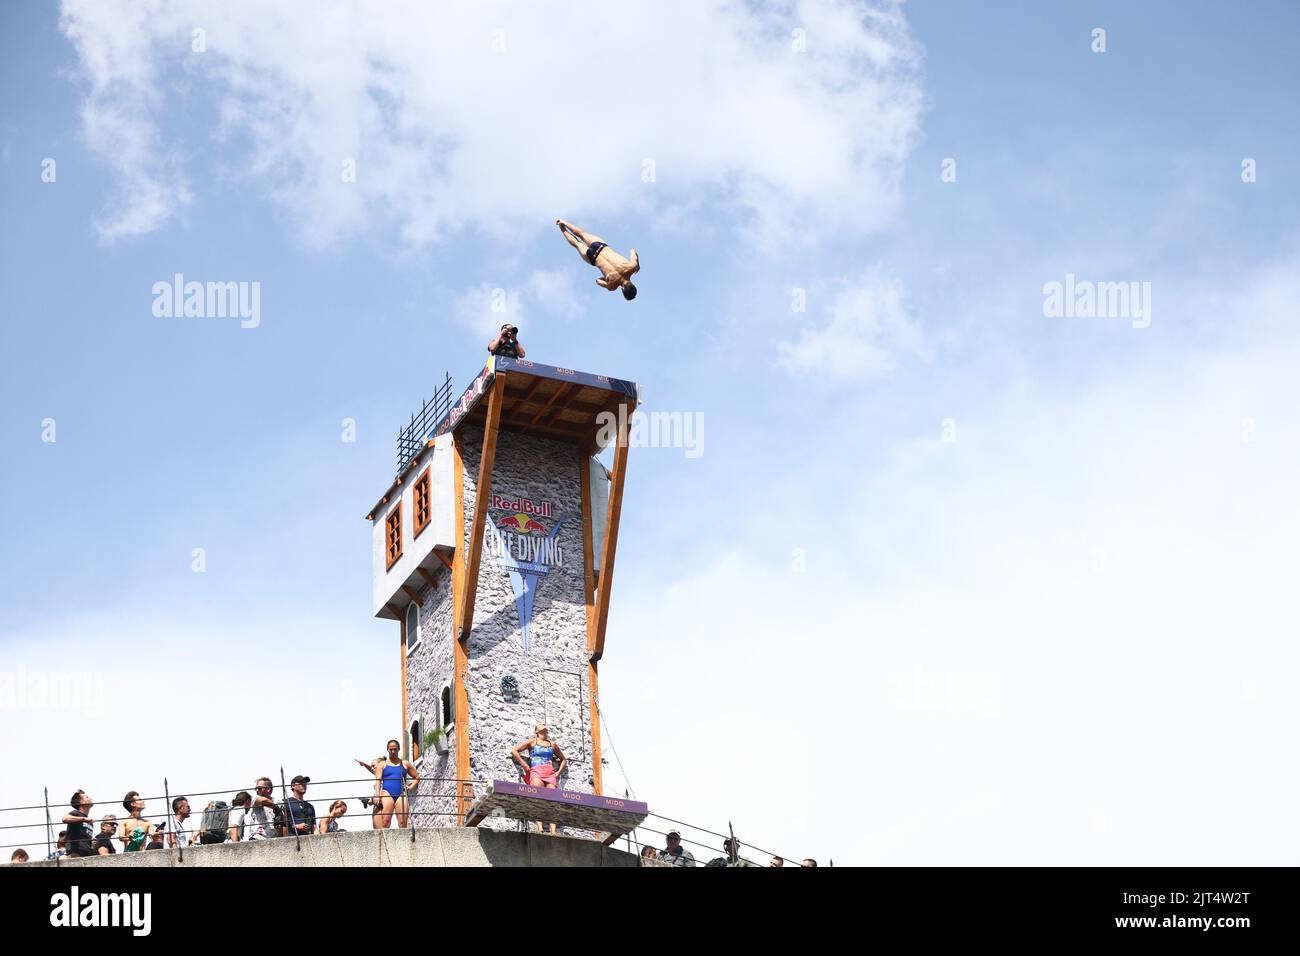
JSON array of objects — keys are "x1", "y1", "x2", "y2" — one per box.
[{"x1": 28, "y1": 827, "x2": 642, "y2": 868}]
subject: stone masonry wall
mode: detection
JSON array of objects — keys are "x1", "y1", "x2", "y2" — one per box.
[
  {"x1": 460, "y1": 427, "x2": 593, "y2": 826},
  {"x1": 405, "y1": 564, "x2": 456, "y2": 827},
  {"x1": 406, "y1": 424, "x2": 594, "y2": 831}
]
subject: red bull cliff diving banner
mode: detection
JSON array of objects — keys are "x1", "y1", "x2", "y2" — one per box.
[{"x1": 485, "y1": 494, "x2": 565, "y2": 653}]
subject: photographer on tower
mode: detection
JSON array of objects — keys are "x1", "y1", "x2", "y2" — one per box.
[{"x1": 488, "y1": 323, "x2": 525, "y2": 359}]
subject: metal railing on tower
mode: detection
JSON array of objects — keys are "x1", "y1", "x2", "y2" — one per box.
[{"x1": 396, "y1": 371, "x2": 454, "y2": 475}]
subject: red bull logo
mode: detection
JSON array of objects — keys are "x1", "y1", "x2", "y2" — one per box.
[
  {"x1": 497, "y1": 512, "x2": 547, "y2": 535},
  {"x1": 491, "y1": 494, "x2": 553, "y2": 518}
]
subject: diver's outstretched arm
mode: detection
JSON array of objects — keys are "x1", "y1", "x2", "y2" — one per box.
[
  {"x1": 559, "y1": 219, "x2": 597, "y2": 242},
  {"x1": 559, "y1": 224, "x2": 585, "y2": 253}
]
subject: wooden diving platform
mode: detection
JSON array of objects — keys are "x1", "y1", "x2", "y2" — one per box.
[{"x1": 465, "y1": 781, "x2": 649, "y2": 846}]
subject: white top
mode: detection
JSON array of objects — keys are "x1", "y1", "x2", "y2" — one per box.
[
  {"x1": 245, "y1": 803, "x2": 277, "y2": 840},
  {"x1": 169, "y1": 815, "x2": 193, "y2": 848}
]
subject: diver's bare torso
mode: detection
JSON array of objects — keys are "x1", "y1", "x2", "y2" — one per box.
[{"x1": 594, "y1": 245, "x2": 639, "y2": 289}]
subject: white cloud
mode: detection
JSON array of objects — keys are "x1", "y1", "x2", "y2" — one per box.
[
  {"x1": 59, "y1": 1, "x2": 194, "y2": 241},
  {"x1": 452, "y1": 282, "x2": 520, "y2": 337},
  {"x1": 521, "y1": 267, "x2": 585, "y2": 321},
  {"x1": 59, "y1": 0, "x2": 923, "y2": 248},
  {"x1": 606, "y1": 258, "x2": 1300, "y2": 864},
  {"x1": 0, "y1": 608, "x2": 394, "y2": 846},
  {"x1": 778, "y1": 267, "x2": 925, "y2": 380},
  {"x1": 450, "y1": 268, "x2": 584, "y2": 337}
]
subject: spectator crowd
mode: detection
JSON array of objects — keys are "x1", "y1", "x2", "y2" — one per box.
[
  {"x1": 8, "y1": 776, "x2": 341, "y2": 861},
  {"x1": 8, "y1": 768, "x2": 818, "y2": 867}
]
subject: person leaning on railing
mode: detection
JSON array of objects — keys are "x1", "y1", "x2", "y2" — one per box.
[
  {"x1": 62, "y1": 790, "x2": 95, "y2": 858},
  {"x1": 243, "y1": 778, "x2": 280, "y2": 840}
]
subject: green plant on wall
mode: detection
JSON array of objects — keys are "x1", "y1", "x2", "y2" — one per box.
[{"x1": 424, "y1": 725, "x2": 447, "y2": 753}]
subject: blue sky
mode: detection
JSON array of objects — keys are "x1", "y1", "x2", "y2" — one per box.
[{"x1": 2, "y1": 1, "x2": 1298, "y2": 864}]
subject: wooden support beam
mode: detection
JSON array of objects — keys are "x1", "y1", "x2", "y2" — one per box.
[
  {"x1": 459, "y1": 373, "x2": 506, "y2": 645},
  {"x1": 417, "y1": 567, "x2": 439, "y2": 590},
  {"x1": 401, "y1": 585, "x2": 423, "y2": 607},
  {"x1": 451, "y1": 435, "x2": 472, "y2": 824},
  {"x1": 525, "y1": 393, "x2": 610, "y2": 418},
  {"x1": 515, "y1": 374, "x2": 548, "y2": 410},
  {"x1": 400, "y1": 614, "x2": 409, "y2": 764},
  {"x1": 579, "y1": 455, "x2": 603, "y2": 796},
  {"x1": 587, "y1": 659, "x2": 603, "y2": 796},
  {"x1": 591, "y1": 402, "x2": 631, "y2": 662},
  {"x1": 433, "y1": 549, "x2": 454, "y2": 573},
  {"x1": 500, "y1": 412, "x2": 589, "y2": 436},
  {"x1": 451, "y1": 371, "x2": 506, "y2": 824},
  {"x1": 528, "y1": 382, "x2": 575, "y2": 426}
]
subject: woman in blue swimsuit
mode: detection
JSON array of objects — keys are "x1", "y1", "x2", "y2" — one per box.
[{"x1": 373, "y1": 739, "x2": 419, "y2": 829}]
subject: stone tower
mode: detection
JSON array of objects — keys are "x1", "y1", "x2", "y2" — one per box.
[{"x1": 366, "y1": 356, "x2": 637, "y2": 826}]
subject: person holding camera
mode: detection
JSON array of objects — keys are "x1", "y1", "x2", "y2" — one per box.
[{"x1": 488, "y1": 324, "x2": 525, "y2": 359}]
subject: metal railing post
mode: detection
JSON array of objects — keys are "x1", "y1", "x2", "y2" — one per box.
[
  {"x1": 44, "y1": 787, "x2": 54, "y2": 866},
  {"x1": 280, "y1": 768, "x2": 300, "y2": 852},
  {"x1": 164, "y1": 777, "x2": 183, "y2": 863}
]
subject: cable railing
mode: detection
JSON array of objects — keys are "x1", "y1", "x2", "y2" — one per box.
[{"x1": 2, "y1": 770, "x2": 818, "y2": 867}]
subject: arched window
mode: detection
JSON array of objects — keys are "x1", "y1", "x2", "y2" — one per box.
[
  {"x1": 441, "y1": 684, "x2": 453, "y2": 728},
  {"x1": 405, "y1": 603, "x2": 420, "y2": 654},
  {"x1": 409, "y1": 716, "x2": 422, "y2": 761}
]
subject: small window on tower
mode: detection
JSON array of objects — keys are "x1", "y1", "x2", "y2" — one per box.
[
  {"x1": 385, "y1": 502, "x2": 403, "y2": 570},
  {"x1": 413, "y1": 467, "x2": 431, "y2": 539},
  {"x1": 405, "y1": 603, "x2": 420, "y2": 654},
  {"x1": 441, "y1": 684, "x2": 453, "y2": 729},
  {"x1": 410, "y1": 717, "x2": 422, "y2": 761}
]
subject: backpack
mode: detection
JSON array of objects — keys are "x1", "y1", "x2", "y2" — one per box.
[
  {"x1": 124, "y1": 825, "x2": 148, "y2": 852},
  {"x1": 200, "y1": 801, "x2": 230, "y2": 842}
]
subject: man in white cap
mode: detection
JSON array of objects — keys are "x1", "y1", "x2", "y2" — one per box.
[{"x1": 657, "y1": 829, "x2": 695, "y2": 867}]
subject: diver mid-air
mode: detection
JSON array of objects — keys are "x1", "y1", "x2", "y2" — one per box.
[{"x1": 556, "y1": 219, "x2": 639, "y2": 300}]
